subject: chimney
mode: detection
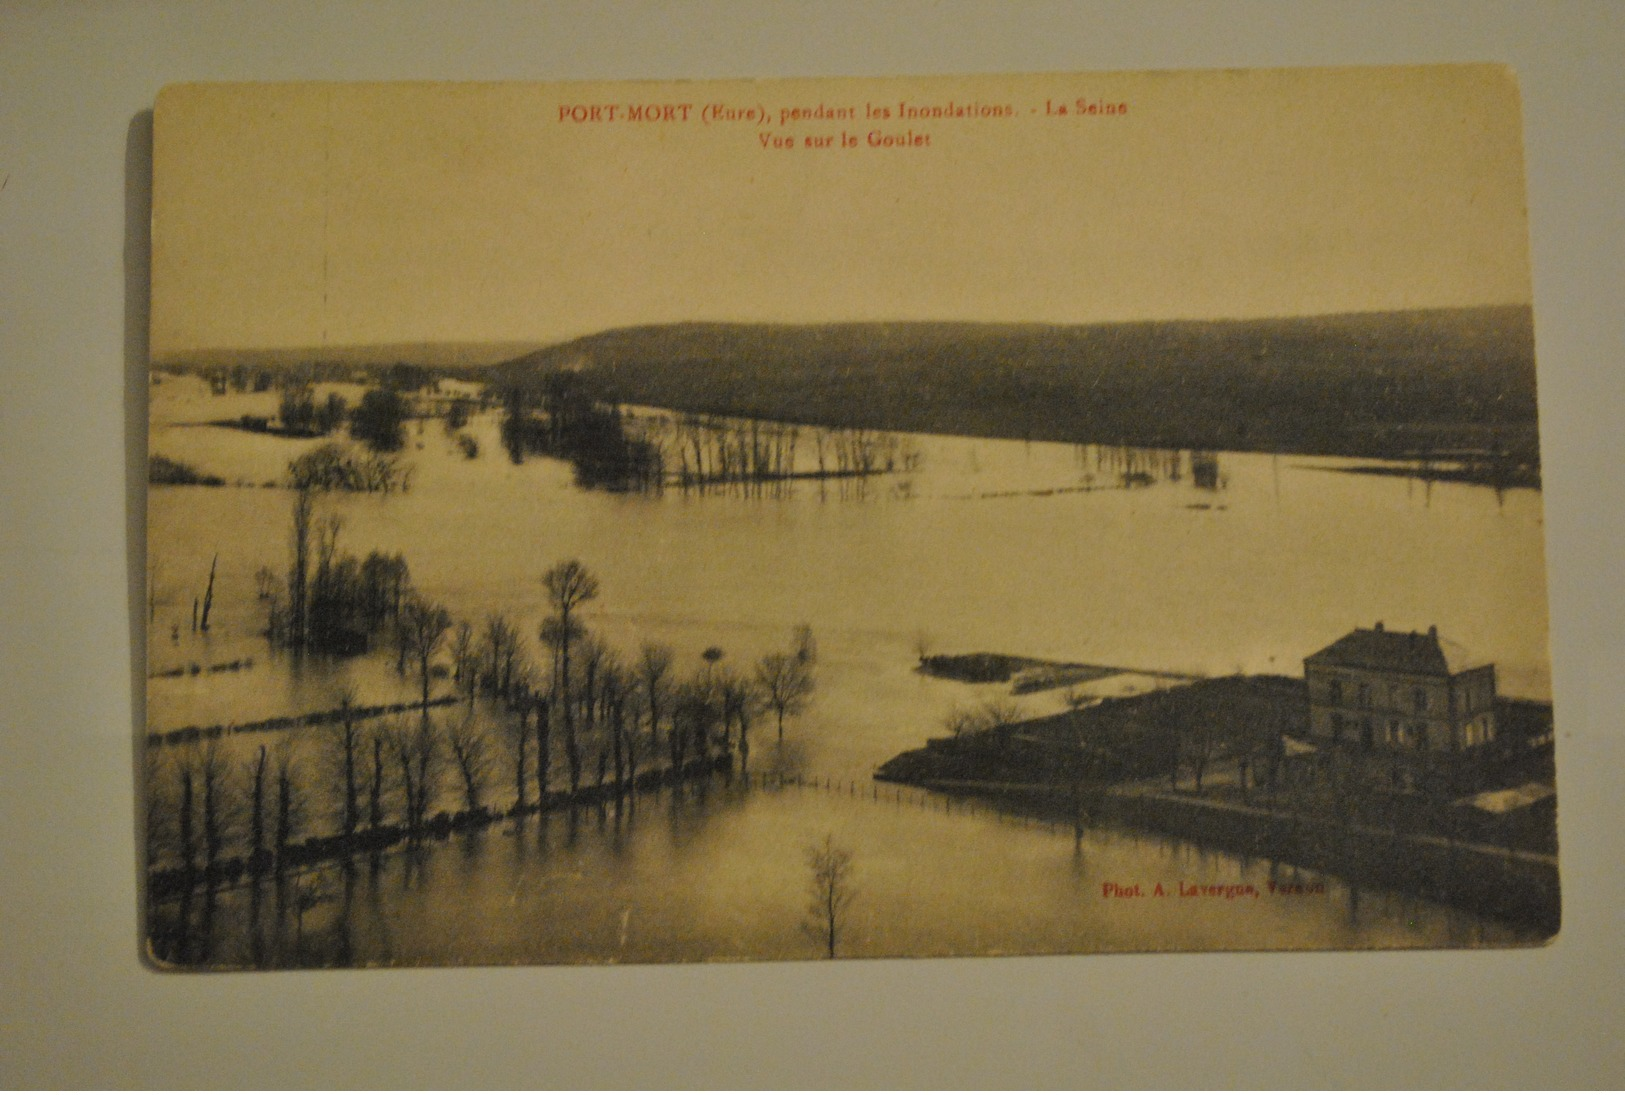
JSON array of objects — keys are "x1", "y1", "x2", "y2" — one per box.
[
  {"x1": 1374, "y1": 621, "x2": 1384, "y2": 632},
  {"x1": 1428, "y1": 625, "x2": 1438, "y2": 640}
]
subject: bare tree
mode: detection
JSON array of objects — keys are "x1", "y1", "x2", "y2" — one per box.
[
  {"x1": 363, "y1": 724, "x2": 389, "y2": 834},
  {"x1": 271, "y1": 739, "x2": 305, "y2": 876},
  {"x1": 669, "y1": 674, "x2": 718, "y2": 773},
  {"x1": 287, "y1": 487, "x2": 315, "y2": 649},
  {"x1": 481, "y1": 613, "x2": 521, "y2": 699},
  {"x1": 190, "y1": 739, "x2": 235, "y2": 881},
  {"x1": 176, "y1": 753, "x2": 197, "y2": 882},
  {"x1": 542, "y1": 559, "x2": 600, "y2": 795},
  {"x1": 598, "y1": 659, "x2": 630, "y2": 797},
  {"x1": 577, "y1": 633, "x2": 611, "y2": 741},
  {"x1": 942, "y1": 698, "x2": 1023, "y2": 740},
  {"x1": 320, "y1": 689, "x2": 363, "y2": 840},
  {"x1": 400, "y1": 596, "x2": 452, "y2": 711},
  {"x1": 716, "y1": 669, "x2": 757, "y2": 769},
  {"x1": 1059, "y1": 709, "x2": 1111, "y2": 847},
  {"x1": 621, "y1": 686, "x2": 647, "y2": 797},
  {"x1": 941, "y1": 705, "x2": 981, "y2": 739},
  {"x1": 639, "y1": 642, "x2": 674, "y2": 764},
  {"x1": 244, "y1": 744, "x2": 268, "y2": 875},
  {"x1": 501, "y1": 701, "x2": 530, "y2": 813},
  {"x1": 143, "y1": 748, "x2": 172, "y2": 871},
  {"x1": 446, "y1": 717, "x2": 495, "y2": 813},
  {"x1": 755, "y1": 651, "x2": 815, "y2": 741},
  {"x1": 388, "y1": 718, "x2": 442, "y2": 839},
  {"x1": 533, "y1": 693, "x2": 552, "y2": 808},
  {"x1": 1186, "y1": 720, "x2": 1217, "y2": 794},
  {"x1": 450, "y1": 621, "x2": 477, "y2": 705},
  {"x1": 802, "y1": 834, "x2": 857, "y2": 959}
]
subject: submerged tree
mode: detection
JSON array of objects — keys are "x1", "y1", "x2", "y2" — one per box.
[
  {"x1": 446, "y1": 717, "x2": 495, "y2": 813},
  {"x1": 481, "y1": 613, "x2": 523, "y2": 700},
  {"x1": 387, "y1": 718, "x2": 441, "y2": 840},
  {"x1": 287, "y1": 487, "x2": 314, "y2": 650},
  {"x1": 501, "y1": 701, "x2": 531, "y2": 814},
  {"x1": 541, "y1": 560, "x2": 600, "y2": 795},
  {"x1": 715, "y1": 668, "x2": 757, "y2": 771},
  {"x1": 802, "y1": 834, "x2": 857, "y2": 960},
  {"x1": 271, "y1": 739, "x2": 305, "y2": 876},
  {"x1": 638, "y1": 642, "x2": 674, "y2": 761},
  {"x1": 320, "y1": 689, "x2": 363, "y2": 840},
  {"x1": 450, "y1": 621, "x2": 477, "y2": 704},
  {"x1": 755, "y1": 651, "x2": 815, "y2": 741},
  {"x1": 400, "y1": 596, "x2": 453, "y2": 712},
  {"x1": 245, "y1": 744, "x2": 269, "y2": 876},
  {"x1": 174, "y1": 738, "x2": 236, "y2": 884},
  {"x1": 350, "y1": 388, "x2": 408, "y2": 452}
]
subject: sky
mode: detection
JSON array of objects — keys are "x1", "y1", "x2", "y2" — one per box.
[{"x1": 150, "y1": 66, "x2": 1533, "y2": 362}]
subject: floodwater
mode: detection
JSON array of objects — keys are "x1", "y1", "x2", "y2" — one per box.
[
  {"x1": 152, "y1": 780, "x2": 1533, "y2": 968},
  {"x1": 143, "y1": 375, "x2": 1551, "y2": 963}
]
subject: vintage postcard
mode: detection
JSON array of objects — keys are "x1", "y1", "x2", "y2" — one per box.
[{"x1": 143, "y1": 67, "x2": 1556, "y2": 969}]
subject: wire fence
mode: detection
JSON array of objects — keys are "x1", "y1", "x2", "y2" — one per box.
[{"x1": 736, "y1": 768, "x2": 1078, "y2": 836}]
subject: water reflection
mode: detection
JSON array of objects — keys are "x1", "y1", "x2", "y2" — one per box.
[{"x1": 149, "y1": 774, "x2": 1540, "y2": 968}]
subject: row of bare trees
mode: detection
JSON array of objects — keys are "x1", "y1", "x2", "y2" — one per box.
[
  {"x1": 149, "y1": 558, "x2": 821, "y2": 899},
  {"x1": 517, "y1": 562, "x2": 818, "y2": 799},
  {"x1": 146, "y1": 700, "x2": 467, "y2": 885},
  {"x1": 653, "y1": 412, "x2": 920, "y2": 489},
  {"x1": 668, "y1": 414, "x2": 801, "y2": 486}
]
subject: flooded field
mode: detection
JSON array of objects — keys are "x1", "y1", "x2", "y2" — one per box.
[{"x1": 144, "y1": 375, "x2": 1551, "y2": 963}]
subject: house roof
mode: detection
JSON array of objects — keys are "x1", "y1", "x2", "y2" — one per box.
[{"x1": 1304, "y1": 625, "x2": 1486, "y2": 676}]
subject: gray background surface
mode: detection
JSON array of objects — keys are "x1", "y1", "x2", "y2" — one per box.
[{"x1": 2, "y1": 2, "x2": 1621, "y2": 1087}]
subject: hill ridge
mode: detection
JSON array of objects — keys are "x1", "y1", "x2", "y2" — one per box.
[{"x1": 490, "y1": 306, "x2": 1539, "y2": 462}]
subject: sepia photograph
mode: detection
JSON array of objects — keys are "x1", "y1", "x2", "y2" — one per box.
[{"x1": 142, "y1": 66, "x2": 1556, "y2": 969}]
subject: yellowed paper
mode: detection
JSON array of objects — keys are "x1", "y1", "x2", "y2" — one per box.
[{"x1": 144, "y1": 67, "x2": 1555, "y2": 968}]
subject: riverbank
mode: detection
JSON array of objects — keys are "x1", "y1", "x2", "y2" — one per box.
[{"x1": 875, "y1": 675, "x2": 1560, "y2": 932}]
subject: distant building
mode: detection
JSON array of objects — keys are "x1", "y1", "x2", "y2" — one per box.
[{"x1": 1303, "y1": 623, "x2": 1496, "y2": 754}]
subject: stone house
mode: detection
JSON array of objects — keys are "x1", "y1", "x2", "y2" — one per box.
[{"x1": 1303, "y1": 623, "x2": 1497, "y2": 755}]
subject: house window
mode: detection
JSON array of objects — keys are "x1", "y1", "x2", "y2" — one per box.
[
  {"x1": 1328, "y1": 679, "x2": 1343, "y2": 705},
  {"x1": 1357, "y1": 683, "x2": 1372, "y2": 709},
  {"x1": 1413, "y1": 687, "x2": 1428, "y2": 714},
  {"x1": 1387, "y1": 718, "x2": 1401, "y2": 747},
  {"x1": 1331, "y1": 713, "x2": 1345, "y2": 742}
]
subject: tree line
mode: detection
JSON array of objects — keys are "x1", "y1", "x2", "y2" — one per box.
[
  {"x1": 496, "y1": 369, "x2": 924, "y2": 495},
  {"x1": 659, "y1": 413, "x2": 918, "y2": 491},
  {"x1": 499, "y1": 373, "x2": 663, "y2": 491}
]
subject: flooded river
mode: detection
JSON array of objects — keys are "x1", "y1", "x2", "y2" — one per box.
[{"x1": 144, "y1": 376, "x2": 1551, "y2": 963}]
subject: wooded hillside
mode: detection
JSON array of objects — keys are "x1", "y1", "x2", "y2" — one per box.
[{"x1": 490, "y1": 307, "x2": 1539, "y2": 461}]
